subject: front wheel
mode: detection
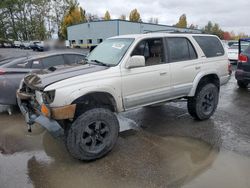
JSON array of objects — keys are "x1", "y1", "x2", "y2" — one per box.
[
  {"x1": 187, "y1": 83, "x2": 219, "y2": 120},
  {"x1": 66, "y1": 108, "x2": 119, "y2": 161},
  {"x1": 237, "y1": 80, "x2": 248, "y2": 88}
]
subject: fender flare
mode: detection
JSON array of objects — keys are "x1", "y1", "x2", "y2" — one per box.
[
  {"x1": 188, "y1": 71, "x2": 220, "y2": 97},
  {"x1": 67, "y1": 85, "x2": 124, "y2": 112}
]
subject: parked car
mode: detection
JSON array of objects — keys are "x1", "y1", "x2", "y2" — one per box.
[
  {"x1": 0, "y1": 52, "x2": 86, "y2": 106},
  {"x1": 14, "y1": 41, "x2": 22, "y2": 48},
  {"x1": 227, "y1": 40, "x2": 237, "y2": 47},
  {"x1": 20, "y1": 41, "x2": 31, "y2": 49},
  {"x1": 235, "y1": 38, "x2": 250, "y2": 88},
  {"x1": 17, "y1": 33, "x2": 230, "y2": 161},
  {"x1": 29, "y1": 41, "x2": 41, "y2": 50},
  {"x1": 32, "y1": 42, "x2": 46, "y2": 51},
  {"x1": 228, "y1": 43, "x2": 249, "y2": 63}
]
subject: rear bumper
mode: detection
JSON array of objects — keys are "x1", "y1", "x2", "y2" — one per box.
[{"x1": 235, "y1": 70, "x2": 250, "y2": 83}]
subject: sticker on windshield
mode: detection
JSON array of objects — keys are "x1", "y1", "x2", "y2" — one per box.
[{"x1": 112, "y1": 43, "x2": 125, "y2": 50}]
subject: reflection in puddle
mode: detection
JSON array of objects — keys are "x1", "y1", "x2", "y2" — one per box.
[{"x1": 0, "y1": 110, "x2": 250, "y2": 188}]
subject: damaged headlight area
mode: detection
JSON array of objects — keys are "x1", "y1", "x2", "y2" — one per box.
[{"x1": 42, "y1": 90, "x2": 55, "y2": 104}]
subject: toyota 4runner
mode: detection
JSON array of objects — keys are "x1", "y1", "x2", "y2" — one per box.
[{"x1": 17, "y1": 33, "x2": 230, "y2": 160}]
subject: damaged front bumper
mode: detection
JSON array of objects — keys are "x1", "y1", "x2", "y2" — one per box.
[{"x1": 17, "y1": 90, "x2": 76, "y2": 138}]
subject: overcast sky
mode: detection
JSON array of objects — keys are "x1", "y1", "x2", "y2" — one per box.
[{"x1": 79, "y1": 0, "x2": 250, "y2": 35}]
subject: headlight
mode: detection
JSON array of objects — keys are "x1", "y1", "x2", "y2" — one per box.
[{"x1": 42, "y1": 90, "x2": 55, "y2": 104}]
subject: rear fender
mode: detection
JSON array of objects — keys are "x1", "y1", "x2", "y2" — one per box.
[{"x1": 188, "y1": 71, "x2": 219, "y2": 97}]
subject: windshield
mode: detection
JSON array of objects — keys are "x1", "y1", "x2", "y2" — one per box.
[{"x1": 87, "y1": 38, "x2": 134, "y2": 66}]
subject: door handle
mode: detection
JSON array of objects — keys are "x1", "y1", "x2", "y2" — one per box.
[{"x1": 160, "y1": 72, "x2": 167, "y2": 76}]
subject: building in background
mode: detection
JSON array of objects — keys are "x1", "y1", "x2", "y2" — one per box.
[{"x1": 67, "y1": 19, "x2": 202, "y2": 48}]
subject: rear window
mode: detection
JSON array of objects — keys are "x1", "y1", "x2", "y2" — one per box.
[{"x1": 193, "y1": 36, "x2": 224, "y2": 58}]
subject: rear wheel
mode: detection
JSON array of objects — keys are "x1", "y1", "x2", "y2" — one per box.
[
  {"x1": 66, "y1": 108, "x2": 119, "y2": 161},
  {"x1": 187, "y1": 83, "x2": 219, "y2": 120},
  {"x1": 237, "y1": 80, "x2": 248, "y2": 88}
]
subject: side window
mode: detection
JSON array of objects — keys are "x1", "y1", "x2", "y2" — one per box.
[
  {"x1": 193, "y1": 36, "x2": 225, "y2": 57},
  {"x1": 41, "y1": 55, "x2": 65, "y2": 68},
  {"x1": 167, "y1": 37, "x2": 197, "y2": 62},
  {"x1": 31, "y1": 59, "x2": 44, "y2": 69},
  {"x1": 131, "y1": 38, "x2": 165, "y2": 66},
  {"x1": 64, "y1": 54, "x2": 85, "y2": 64}
]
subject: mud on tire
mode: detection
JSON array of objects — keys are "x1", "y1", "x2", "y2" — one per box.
[
  {"x1": 187, "y1": 83, "x2": 219, "y2": 120},
  {"x1": 66, "y1": 108, "x2": 119, "y2": 161}
]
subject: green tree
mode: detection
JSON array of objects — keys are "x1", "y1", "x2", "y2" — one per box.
[
  {"x1": 104, "y1": 11, "x2": 111, "y2": 20},
  {"x1": 119, "y1": 14, "x2": 126, "y2": 20},
  {"x1": 129, "y1": 9, "x2": 141, "y2": 22},
  {"x1": 203, "y1": 21, "x2": 224, "y2": 39},
  {"x1": 204, "y1": 21, "x2": 213, "y2": 33},
  {"x1": 148, "y1": 17, "x2": 158, "y2": 24},
  {"x1": 61, "y1": 3, "x2": 86, "y2": 39},
  {"x1": 175, "y1": 14, "x2": 187, "y2": 28}
]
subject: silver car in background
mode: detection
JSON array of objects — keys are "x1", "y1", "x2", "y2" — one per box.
[{"x1": 0, "y1": 51, "x2": 86, "y2": 106}]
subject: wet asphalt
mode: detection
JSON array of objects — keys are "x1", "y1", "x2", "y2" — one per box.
[{"x1": 0, "y1": 49, "x2": 250, "y2": 188}]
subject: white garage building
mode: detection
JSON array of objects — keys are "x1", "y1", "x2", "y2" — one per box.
[{"x1": 67, "y1": 19, "x2": 202, "y2": 47}]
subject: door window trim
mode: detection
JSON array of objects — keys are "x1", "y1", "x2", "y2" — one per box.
[
  {"x1": 165, "y1": 37, "x2": 198, "y2": 63},
  {"x1": 130, "y1": 37, "x2": 167, "y2": 66}
]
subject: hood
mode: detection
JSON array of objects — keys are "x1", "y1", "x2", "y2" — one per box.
[{"x1": 24, "y1": 64, "x2": 108, "y2": 90}]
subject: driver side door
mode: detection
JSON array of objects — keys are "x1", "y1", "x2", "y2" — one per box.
[{"x1": 121, "y1": 38, "x2": 171, "y2": 110}]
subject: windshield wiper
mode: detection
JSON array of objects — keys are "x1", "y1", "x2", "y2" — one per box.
[{"x1": 89, "y1": 59, "x2": 111, "y2": 67}]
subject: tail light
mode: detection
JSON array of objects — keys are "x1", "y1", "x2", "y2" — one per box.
[
  {"x1": 0, "y1": 69, "x2": 5, "y2": 75},
  {"x1": 238, "y1": 54, "x2": 248, "y2": 63}
]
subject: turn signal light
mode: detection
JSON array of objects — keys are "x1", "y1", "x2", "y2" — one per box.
[
  {"x1": 41, "y1": 103, "x2": 50, "y2": 117},
  {"x1": 239, "y1": 54, "x2": 248, "y2": 63}
]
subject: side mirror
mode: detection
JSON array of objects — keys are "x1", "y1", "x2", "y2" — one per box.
[{"x1": 126, "y1": 55, "x2": 145, "y2": 69}]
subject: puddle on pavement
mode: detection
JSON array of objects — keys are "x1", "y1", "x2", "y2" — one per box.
[{"x1": 0, "y1": 113, "x2": 250, "y2": 188}]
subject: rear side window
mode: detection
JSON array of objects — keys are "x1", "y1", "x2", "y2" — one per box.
[
  {"x1": 167, "y1": 37, "x2": 197, "y2": 62},
  {"x1": 64, "y1": 54, "x2": 85, "y2": 65},
  {"x1": 41, "y1": 55, "x2": 65, "y2": 68},
  {"x1": 193, "y1": 36, "x2": 224, "y2": 57}
]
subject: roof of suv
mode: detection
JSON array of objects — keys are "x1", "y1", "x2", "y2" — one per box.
[{"x1": 110, "y1": 33, "x2": 217, "y2": 40}]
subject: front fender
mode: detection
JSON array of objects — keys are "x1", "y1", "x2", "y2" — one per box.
[
  {"x1": 67, "y1": 85, "x2": 124, "y2": 112},
  {"x1": 188, "y1": 71, "x2": 219, "y2": 97}
]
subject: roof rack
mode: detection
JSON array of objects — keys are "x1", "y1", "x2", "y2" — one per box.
[{"x1": 143, "y1": 29, "x2": 201, "y2": 34}]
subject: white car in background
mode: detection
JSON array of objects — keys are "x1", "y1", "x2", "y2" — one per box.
[{"x1": 228, "y1": 43, "x2": 249, "y2": 63}]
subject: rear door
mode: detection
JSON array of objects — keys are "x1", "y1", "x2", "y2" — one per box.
[{"x1": 166, "y1": 37, "x2": 201, "y2": 97}]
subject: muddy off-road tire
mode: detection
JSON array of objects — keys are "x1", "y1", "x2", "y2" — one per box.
[
  {"x1": 66, "y1": 108, "x2": 119, "y2": 161},
  {"x1": 187, "y1": 83, "x2": 219, "y2": 120},
  {"x1": 237, "y1": 80, "x2": 248, "y2": 88}
]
